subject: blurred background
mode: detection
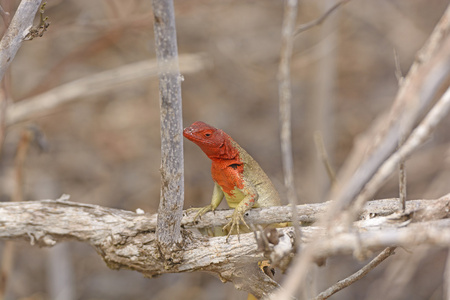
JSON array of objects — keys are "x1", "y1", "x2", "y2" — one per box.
[{"x1": 0, "y1": 0, "x2": 449, "y2": 299}]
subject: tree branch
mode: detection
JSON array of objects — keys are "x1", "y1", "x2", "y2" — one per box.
[
  {"x1": 278, "y1": 0, "x2": 301, "y2": 244},
  {"x1": 0, "y1": 0, "x2": 42, "y2": 82},
  {"x1": 294, "y1": 0, "x2": 349, "y2": 36},
  {"x1": 330, "y1": 4, "x2": 450, "y2": 212},
  {"x1": 0, "y1": 195, "x2": 449, "y2": 297},
  {"x1": 313, "y1": 247, "x2": 396, "y2": 300},
  {"x1": 5, "y1": 54, "x2": 207, "y2": 126},
  {"x1": 152, "y1": 0, "x2": 184, "y2": 255},
  {"x1": 350, "y1": 84, "x2": 450, "y2": 216},
  {"x1": 0, "y1": 196, "x2": 448, "y2": 257}
]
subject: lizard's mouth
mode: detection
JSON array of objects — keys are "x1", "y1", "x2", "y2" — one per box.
[{"x1": 183, "y1": 128, "x2": 197, "y2": 141}]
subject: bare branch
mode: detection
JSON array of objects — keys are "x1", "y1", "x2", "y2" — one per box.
[
  {"x1": 0, "y1": 196, "x2": 449, "y2": 299},
  {"x1": 277, "y1": 6, "x2": 450, "y2": 297},
  {"x1": 152, "y1": 0, "x2": 185, "y2": 258},
  {"x1": 445, "y1": 248, "x2": 450, "y2": 300},
  {"x1": 331, "y1": 7, "x2": 450, "y2": 214},
  {"x1": 0, "y1": 196, "x2": 449, "y2": 244},
  {"x1": 393, "y1": 48, "x2": 404, "y2": 85},
  {"x1": 294, "y1": 0, "x2": 349, "y2": 36},
  {"x1": 331, "y1": 4, "x2": 450, "y2": 208},
  {"x1": 393, "y1": 49, "x2": 407, "y2": 211},
  {"x1": 6, "y1": 54, "x2": 207, "y2": 125},
  {"x1": 351, "y1": 85, "x2": 450, "y2": 216},
  {"x1": 0, "y1": 197, "x2": 285, "y2": 298},
  {"x1": 398, "y1": 160, "x2": 407, "y2": 211},
  {"x1": 313, "y1": 247, "x2": 396, "y2": 300},
  {"x1": 278, "y1": 0, "x2": 301, "y2": 243},
  {"x1": 0, "y1": 0, "x2": 42, "y2": 81},
  {"x1": 314, "y1": 132, "x2": 337, "y2": 188}
]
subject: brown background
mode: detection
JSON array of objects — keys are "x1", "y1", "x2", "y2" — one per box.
[{"x1": 0, "y1": 0, "x2": 449, "y2": 299}]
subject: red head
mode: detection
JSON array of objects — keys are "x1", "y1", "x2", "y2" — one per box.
[{"x1": 183, "y1": 121, "x2": 239, "y2": 160}]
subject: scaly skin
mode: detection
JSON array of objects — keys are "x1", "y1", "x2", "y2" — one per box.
[{"x1": 183, "y1": 121, "x2": 281, "y2": 240}]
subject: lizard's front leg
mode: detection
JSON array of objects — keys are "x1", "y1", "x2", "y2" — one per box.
[
  {"x1": 188, "y1": 182, "x2": 224, "y2": 220},
  {"x1": 223, "y1": 185, "x2": 258, "y2": 241}
]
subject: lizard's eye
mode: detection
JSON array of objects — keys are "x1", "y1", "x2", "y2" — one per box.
[{"x1": 205, "y1": 133, "x2": 211, "y2": 137}]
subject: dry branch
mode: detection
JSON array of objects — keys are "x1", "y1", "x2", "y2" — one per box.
[
  {"x1": 294, "y1": 0, "x2": 349, "y2": 36},
  {"x1": 331, "y1": 4, "x2": 450, "y2": 208},
  {"x1": 0, "y1": 196, "x2": 449, "y2": 297},
  {"x1": 350, "y1": 85, "x2": 450, "y2": 216},
  {"x1": 278, "y1": 0, "x2": 301, "y2": 244},
  {"x1": 313, "y1": 247, "x2": 396, "y2": 300},
  {"x1": 6, "y1": 53, "x2": 207, "y2": 125},
  {"x1": 0, "y1": 196, "x2": 449, "y2": 296},
  {"x1": 152, "y1": 0, "x2": 184, "y2": 254},
  {"x1": 0, "y1": 0, "x2": 42, "y2": 81}
]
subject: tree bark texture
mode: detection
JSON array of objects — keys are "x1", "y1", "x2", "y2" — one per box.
[{"x1": 152, "y1": 0, "x2": 185, "y2": 255}]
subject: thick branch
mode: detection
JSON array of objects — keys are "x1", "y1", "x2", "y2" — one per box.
[
  {"x1": 152, "y1": 0, "x2": 184, "y2": 252},
  {"x1": 0, "y1": 196, "x2": 449, "y2": 297},
  {"x1": 0, "y1": 195, "x2": 448, "y2": 247}
]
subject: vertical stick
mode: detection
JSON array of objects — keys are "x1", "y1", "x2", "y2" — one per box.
[
  {"x1": 444, "y1": 248, "x2": 450, "y2": 300},
  {"x1": 394, "y1": 48, "x2": 407, "y2": 212},
  {"x1": 152, "y1": 0, "x2": 184, "y2": 252},
  {"x1": 398, "y1": 141, "x2": 407, "y2": 211},
  {"x1": 278, "y1": 0, "x2": 300, "y2": 241},
  {"x1": 312, "y1": 0, "x2": 338, "y2": 201}
]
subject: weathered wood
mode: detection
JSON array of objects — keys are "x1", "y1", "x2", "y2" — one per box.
[
  {"x1": 152, "y1": 0, "x2": 185, "y2": 255},
  {"x1": 0, "y1": 0, "x2": 42, "y2": 81},
  {"x1": 0, "y1": 196, "x2": 449, "y2": 297}
]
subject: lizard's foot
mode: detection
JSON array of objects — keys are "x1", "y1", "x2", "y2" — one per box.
[
  {"x1": 223, "y1": 210, "x2": 250, "y2": 242},
  {"x1": 187, "y1": 204, "x2": 215, "y2": 222}
]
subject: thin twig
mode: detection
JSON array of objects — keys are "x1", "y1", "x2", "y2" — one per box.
[
  {"x1": 444, "y1": 248, "x2": 450, "y2": 300},
  {"x1": 393, "y1": 48, "x2": 404, "y2": 85},
  {"x1": 294, "y1": 0, "x2": 349, "y2": 36},
  {"x1": 394, "y1": 48, "x2": 407, "y2": 212},
  {"x1": 314, "y1": 132, "x2": 337, "y2": 188},
  {"x1": 398, "y1": 159, "x2": 406, "y2": 212},
  {"x1": 278, "y1": 0, "x2": 301, "y2": 246},
  {"x1": 314, "y1": 247, "x2": 396, "y2": 300}
]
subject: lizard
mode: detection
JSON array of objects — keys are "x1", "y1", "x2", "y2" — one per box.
[{"x1": 183, "y1": 121, "x2": 281, "y2": 240}]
